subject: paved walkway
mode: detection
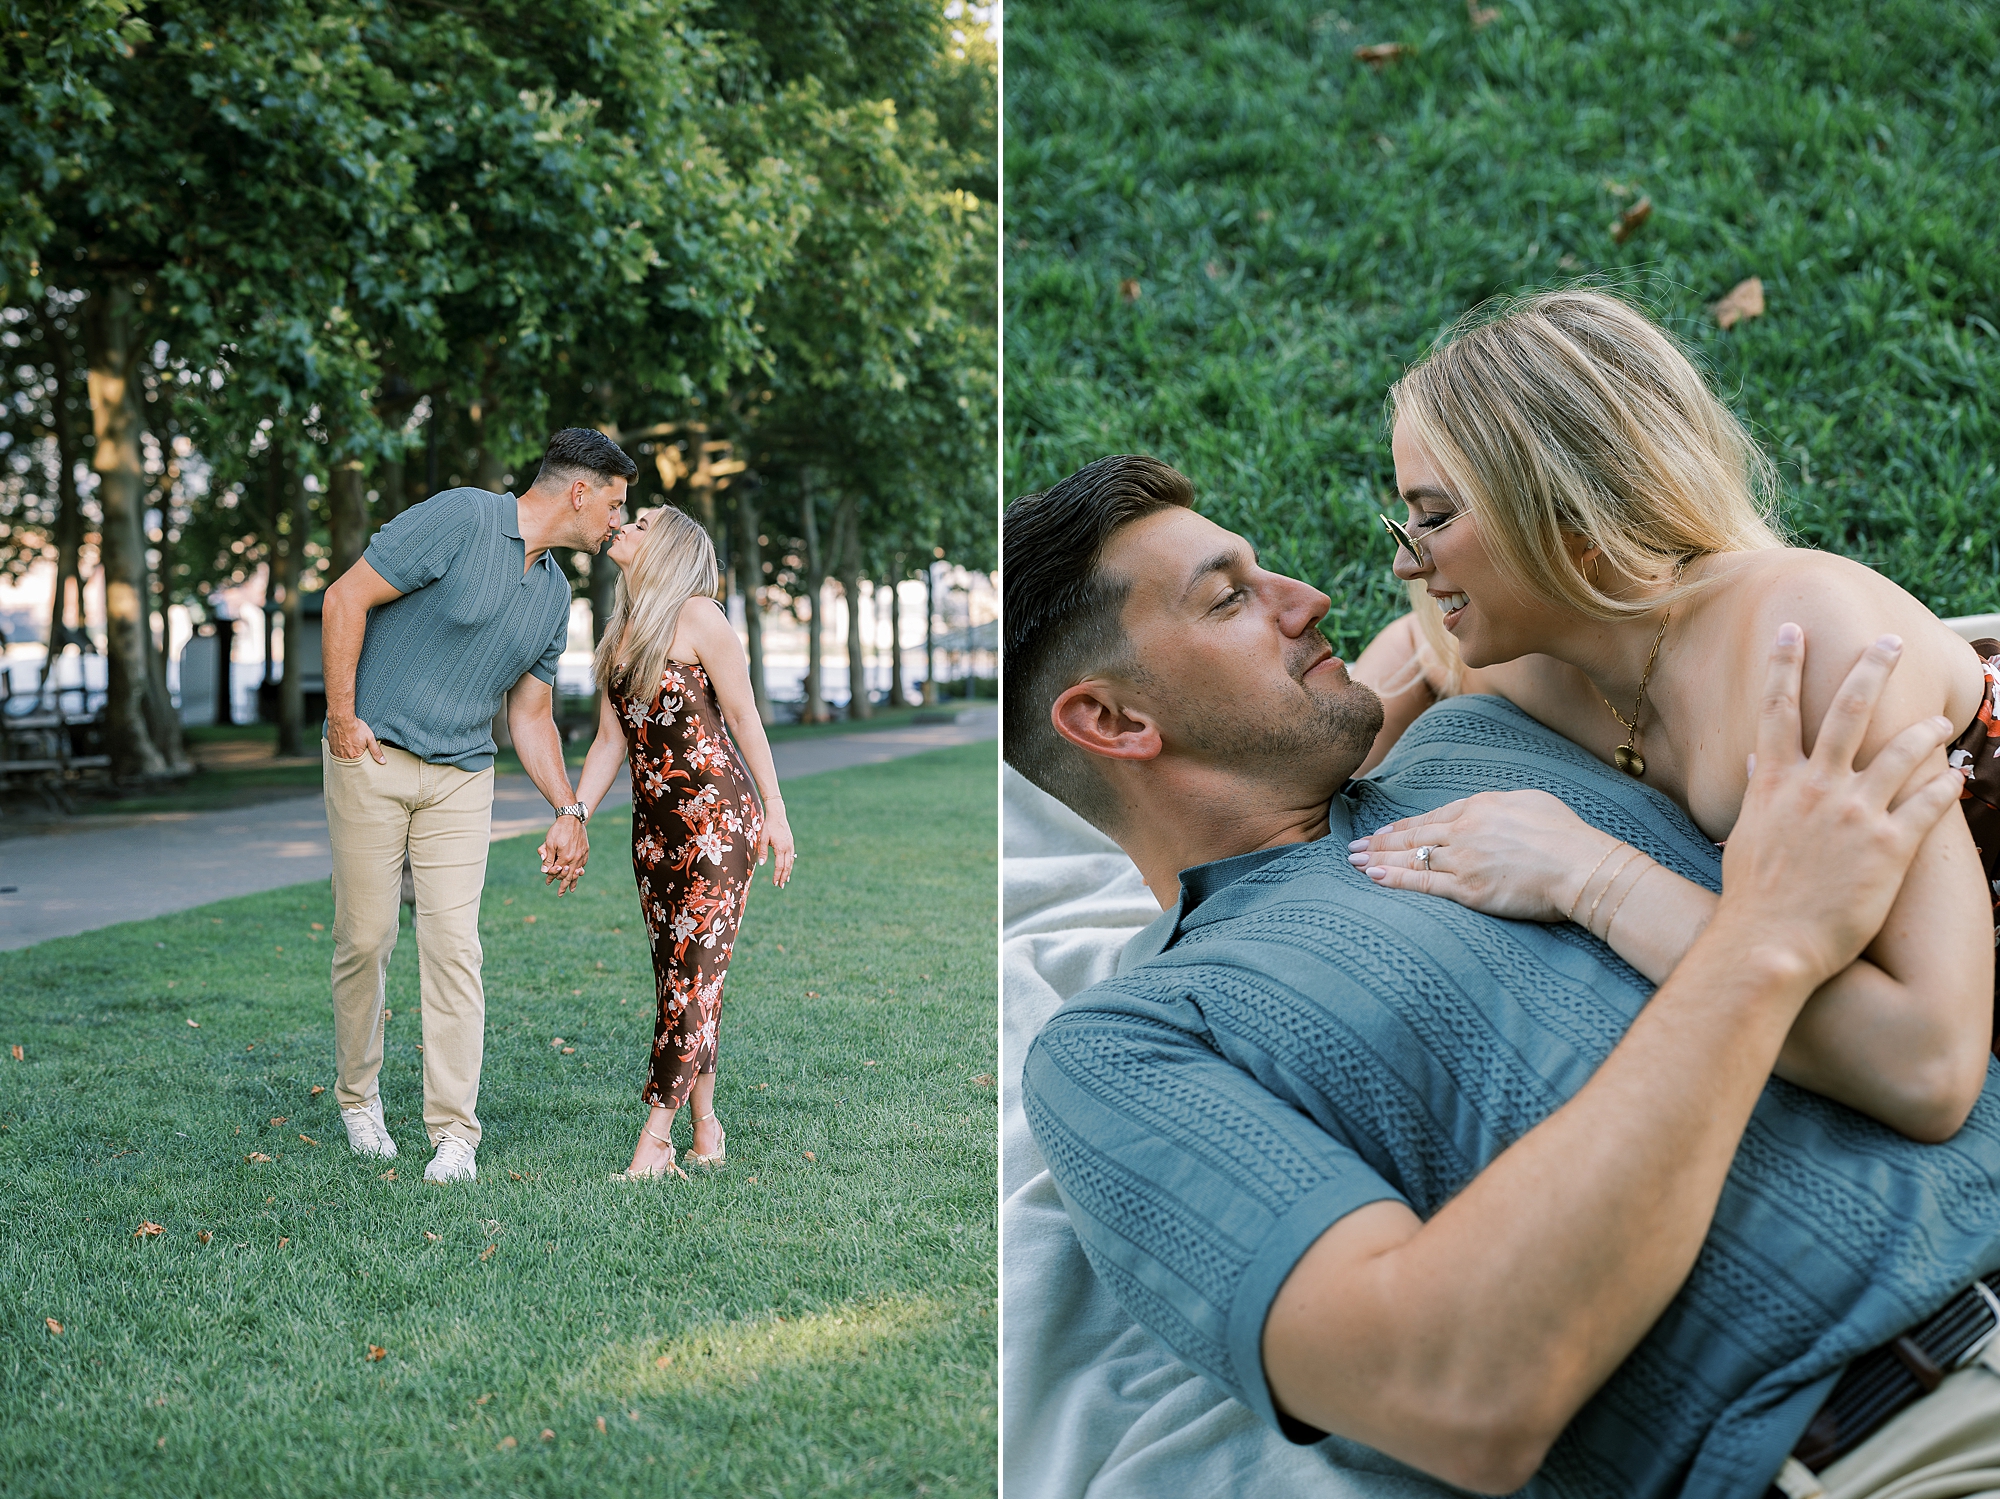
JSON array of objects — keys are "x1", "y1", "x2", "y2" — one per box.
[{"x1": 0, "y1": 709, "x2": 994, "y2": 951}]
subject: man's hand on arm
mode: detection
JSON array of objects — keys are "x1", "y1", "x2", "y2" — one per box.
[
  {"x1": 322, "y1": 559, "x2": 404, "y2": 764},
  {"x1": 1263, "y1": 628, "x2": 1965, "y2": 1493}
]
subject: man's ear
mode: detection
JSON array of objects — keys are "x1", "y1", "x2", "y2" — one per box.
[{"x1": 1051, "y1": 680, "x2": 1161, "y2": 762}]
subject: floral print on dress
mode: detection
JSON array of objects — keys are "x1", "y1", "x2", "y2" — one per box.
[
  {"x1": 1946, "y1": 640, "x2": 2000, "y2": 1054},
  {"x1": 612, "y1": 658, "x2": 763, "y2": 1108}
]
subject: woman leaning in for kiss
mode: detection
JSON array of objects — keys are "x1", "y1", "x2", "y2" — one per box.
[
  {"x1": 1346, "y1": 289, "x2": 1994, "y2": 1144},
  {"x1": 568, "y1": 506, "x2": 795, "y2": 1180}
]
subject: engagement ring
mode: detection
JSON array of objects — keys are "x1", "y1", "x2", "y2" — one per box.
[{"x1": 1415, "y1": 845, "x2": 1435, "y2": 871}]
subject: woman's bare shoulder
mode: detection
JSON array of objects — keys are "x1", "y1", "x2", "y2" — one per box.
[{"x1": 668, "y1": 596, "x2": 734, "y2": 665}]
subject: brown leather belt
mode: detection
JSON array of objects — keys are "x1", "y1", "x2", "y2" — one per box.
[{"x1": 1771, "y1": 1270, "x2": 2000, "y2": 1490}]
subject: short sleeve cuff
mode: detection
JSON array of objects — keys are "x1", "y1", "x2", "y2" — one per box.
[
  {"x1": 1226, "y1": 1174, "x2": 1408, "y2": 1442},
  {"x1": 528, "y1": 663, "x2": 558, "y2": 685},
  {"x1": 361, "y1": 540, "x2": 423, "y2": 594}
]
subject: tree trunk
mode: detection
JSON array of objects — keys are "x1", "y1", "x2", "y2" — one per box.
[
  {"x1": 885, "y1": 566, "x2": 906, "y2": 708},
  {"x1": 40, "y1": 301, "x2": 85, "y2": 679},
  {"x1": 737, "y1": 487, "x2": 772, "y2": 724},
  {"x1": 799, "y1": 479, "x2": 826, "y2": 723},
  {"x1": 833, "y1": 493, "x2": 869, "y2": 721},
  {"x1": 327, "y1": 424, "x2": 369, "y2": 580},
  {"x1": 267, "y1": 435, "x2": 304, "y2": 755},
  {"x1": 373, "y1": 449, "x2": 406, "y2": 523},
  {"x1": 280, "y1": 445, "x2": 310, "y2": 755},
  {"x1": 84, "y1": 283, "x2": 175, "y2": 777},
  {"x1": 923, "y1": 561, "x2": 938, "y2": 705}
]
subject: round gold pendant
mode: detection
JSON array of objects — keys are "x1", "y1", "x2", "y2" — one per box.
[{"x1": 1613, "y1": 744, "x2": 1645, "y2": 778}]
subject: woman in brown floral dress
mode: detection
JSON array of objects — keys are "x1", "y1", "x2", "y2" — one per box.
[{"x1": 567, "y1": 506, "x2": 795, "y2": 1178}]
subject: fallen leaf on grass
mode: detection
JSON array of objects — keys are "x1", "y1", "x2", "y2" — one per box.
[
  {"x1": 245, "y1": 1153, "x2": 272, "y2": 1163},
  {"x1": 186, "y1": 1020, "x2": 200, "y2": 1029},
  {"x1": 745, "y1": 1176, "x2": 757, "y2": 1185},
  {"x1": 1467, "y1": 0, "x2": 1499, "y2": 26},
  {"x1": 45, "y1": 1318, "x2": 62, "y2": 1335},
  {"x1": 1610, "y1": 196, "x2": 1653, "y2": 243},
  {"x1": 596, "y1": 1416, "x2": 607, "y2": 1433},
  {"x1": 196, "y1": 1231, "x2": 212, "y2": 1244},
  {"x1": 367, "y1": 1346, "x2": 386, "y2": 1361},
  {"x1": 1711, "y1": 276, "x2": 1765, "y2": 329},
  {"x1": 378, "y1": 1170, "x2": 396, "y2": 1181},
  {"x1": 310, "y1": 1085, "x2": 325, "y2": 1096},
  {"x1": 1118, "y1": 278, "x2": 1141, "y2": 303},
  {"x1": 134, "y1": 1222, "x2": 165, "y2": 1238},
  {"x1": 508, "y1": 1171, "x2": 524, "y2": 1181},
  {"x1": 10, "y1": 1046, "x2": 21, "y2": 1061},
  {"x1": 655, "y1": 1355, "x2": 673, "y2": 1369},
  {"x1": 497, "y1": 1436, "x2": 516, "y2": 1450},
  {"x1": 802, "y1": 1151, "x2": 816, "y2": 1162},
  {"x1": 270, "y1": 1117, "x2": 287, "y2": 1126},
  {"x1": 863, "y1": 1060, "x2": 877, "y2": 1067},
  {"x1": 973, "y1": 1074, "x2": 996, "y2": 1089},
  {"x1": 1205, "y1": 260, "x2": 1223, "y2": 280},
  {"x1": 540, "y1": 1429, "x2": 555, "y2": 1442},
  {"x1": 806, "y1": 990, "x2": 820, "y2": 998},
  {"x1": 277, "y1": 1237, "x2": 290, "y2": 1249},
  {"x1": 310, "y1": 922, "x2": 323, "y2": 931},
  {"x1": 424, "y1": 1231, "x2": 440, "y2": 1241},
  {"x1": 1354, "y1": 41, "x2": 1411, "y2": 68},
  {"x1": 523, "y1": 915, "x2": 536, "y2": 925},
  {"x1": 561, "y1": 1046, "x2": 575, "y2": 1055},
  {"x1": 480, "y1": 1244, "x2": 496, "y2": 1261},
  {"x1": 245, "y1": 1044, "x2": 254, "y2": 1052},
  {"x1": 550, "y1": 1037, "x2": 565, "y2": 1048},
  {"x1": 475, "y1": 1394, "x2": 493, "y2": 1405},
  {"x1": 628, "y1": 1410, "x2": 640, "y2": 1421},
  {"x1": 299, "y1": 1134, "x2": 318, "y2": 1146},
  {"x1": 156, "y1": 1437, "x2": 166, "y2": 1449}
]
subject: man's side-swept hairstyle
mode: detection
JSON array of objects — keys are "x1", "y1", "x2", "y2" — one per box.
[
  {"x1": 534, "y1": 427, "x2": 639, "y2": 488},
  {"x1": 1003, "y1": 455, "x2": 1194, "y2": 829}
]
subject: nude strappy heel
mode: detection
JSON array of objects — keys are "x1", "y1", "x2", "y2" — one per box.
[
  {"x1": 684, "y1": 1110, "x2": 727, "y2": 1168},
  {"x1": 612, "y1": 1123, "x2": 687, "y2": 1181}
]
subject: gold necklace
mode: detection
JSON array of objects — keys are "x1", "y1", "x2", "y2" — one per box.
[{"x1": 1602, "y1": 606, "x2": 1671, "y2": 778}]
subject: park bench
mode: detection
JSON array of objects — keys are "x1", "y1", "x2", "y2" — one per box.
[{"x1": 0, "y1": 653, "x2": 112, "y2": 814}]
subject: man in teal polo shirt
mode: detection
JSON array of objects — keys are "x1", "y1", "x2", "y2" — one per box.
[{"x1": 319, "y1": 427, "x2": 635, "y2": 1182}]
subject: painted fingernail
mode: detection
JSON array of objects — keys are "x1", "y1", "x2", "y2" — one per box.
[
  {"x1": 1348, "y1": 853, "x2": 1370, "y2": 866},
  {"x1": 1347, "y1": 839, "x2": 1368, "y2": 851},
  {"x1": 1777, "y1": 623, "x2": 1802, "y2": 645},
  {"x1": 1936, "y1": 715, "x2": 1954, "y2": 733},
  {"x1": 1365, "y1": 866, "x2": 1387, "y2": 880},
  {"x1": 1879, "y1": 634, "x2": 1903, "y2": 653}
]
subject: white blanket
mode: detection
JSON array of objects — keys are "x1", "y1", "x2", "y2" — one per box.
[{"x1": 1000, "y1": 766, "x2": 1453, "y2": 1499}]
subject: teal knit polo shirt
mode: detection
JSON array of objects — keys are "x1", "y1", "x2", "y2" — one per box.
[
  {"x1": 1023, "y1": 695, "x2": 2000, "y2": 1499},
  {"x1": 351, "y1": 488, "x2": 571, "y2": 770}
]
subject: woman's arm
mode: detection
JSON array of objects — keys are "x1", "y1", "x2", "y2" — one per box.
[
  {"x1": 683, "y1": 600, "x2": 796, "y2": 888},
  {"x1": 1348, "y1": 614, "x2": 1438, "y2": 776},
  {"x1": 574, "y1": 687, "x2": 628, "y2": 817},
  {"x1": 1356, "y1": 620, "x2": 1992, "y2": 1142}
]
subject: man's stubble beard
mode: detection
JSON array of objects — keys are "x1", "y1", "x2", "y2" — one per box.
[{"x1": 1173, "y1": 642, "x2": 1386, "y2": 783}]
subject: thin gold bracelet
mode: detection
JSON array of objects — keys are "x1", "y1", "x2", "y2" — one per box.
[
  {"x1": 1587, "y1": 846, "x2": 1647, "y2": 932},
  {"x1": 1600, "y1": 856, "x2": 1653, "y2": 945},
  {"x1": 1566, "y1": 841, "x2": 1625, "y2": 924}
]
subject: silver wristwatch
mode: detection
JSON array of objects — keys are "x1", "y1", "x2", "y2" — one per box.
[{"x1": 556, "y1": 802, "x2": 588, "y2": 823}]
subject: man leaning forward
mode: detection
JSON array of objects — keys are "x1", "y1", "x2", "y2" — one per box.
[{"x1": 319, "y1": 428, "x2": 634, "y2": 1182}]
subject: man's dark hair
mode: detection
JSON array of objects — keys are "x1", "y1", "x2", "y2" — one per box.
[
  {"x1": 534, "y1": 427, "x2": 639, "y2": 488},
  {"x1": 1004, "y1": 455, "x2": 1195, "y2": 829}
]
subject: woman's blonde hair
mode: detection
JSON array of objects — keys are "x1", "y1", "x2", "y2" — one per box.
[
  {"x1": 592, "y1": 506, "x2": 721, "y2": 699},
  {"x1": 1387, "y1": 288, "x2": 1785, "y2": 690}
]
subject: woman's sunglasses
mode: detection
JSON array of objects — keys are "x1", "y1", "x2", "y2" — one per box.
[{"x1": 1378, "y1": 510, "x2": 1466, "y2": 570}]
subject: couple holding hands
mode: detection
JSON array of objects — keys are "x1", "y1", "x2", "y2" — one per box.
[{"x1": 318, "y1": 428, "x2": 795, "y2": 1186}]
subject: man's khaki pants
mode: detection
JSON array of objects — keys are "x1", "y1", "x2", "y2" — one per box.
[
  {"x1": 1782, "y1": 1338, "x2": 2000, "y2": 1498},
  {"x1": 324, "y1": 742, "x2": 493, "y2": 1147}
]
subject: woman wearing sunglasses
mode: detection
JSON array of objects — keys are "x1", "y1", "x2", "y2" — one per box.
[{"x1": 1345, "y1": 288, "x2": 1996, "y2": 1142}]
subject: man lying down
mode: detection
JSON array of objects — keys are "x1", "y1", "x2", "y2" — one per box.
[{"x1": 1005, "y1": 455, "x2": 2000, "y2": 1499}]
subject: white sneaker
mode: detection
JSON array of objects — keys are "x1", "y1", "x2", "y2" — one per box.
[
  {"x1": 424, "y1": 1133, "x2": 477, "y2": 1183},
  {"x1": 341, "y1": 1098, "x2": 398, "y2": 1159}
]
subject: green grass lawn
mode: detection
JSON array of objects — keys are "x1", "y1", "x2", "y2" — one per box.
[
  {"x1": 1006, "y1": 0, "x2": 2000, "y2": 654},
  {"x1": 0, "y1": 742, "x2": 997, "y2": 1497}
]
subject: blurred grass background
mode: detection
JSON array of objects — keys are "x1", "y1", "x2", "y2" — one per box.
[{"x1": 1005, "y1": 0, "x2": 2000, "y2": 655}]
